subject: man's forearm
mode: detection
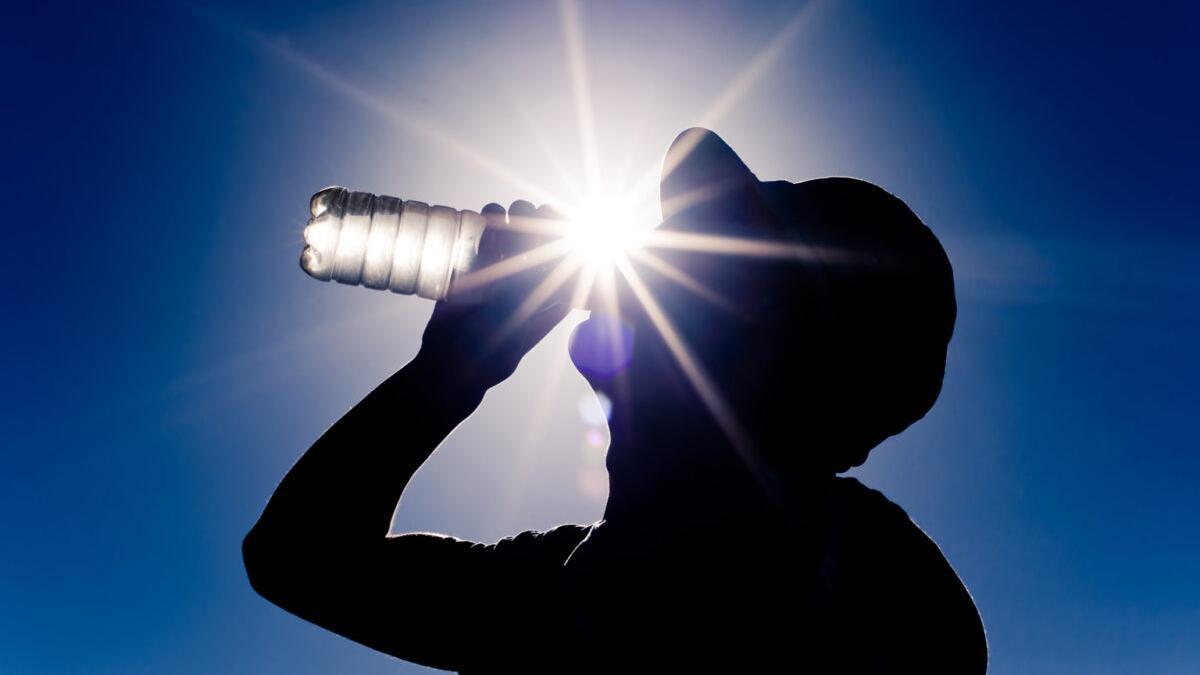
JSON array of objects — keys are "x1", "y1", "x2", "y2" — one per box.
[{"x1": 248, "y1": 352, "x2": 488, "y2": 545}]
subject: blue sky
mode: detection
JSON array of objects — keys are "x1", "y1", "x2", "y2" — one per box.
[{"x1": 3, "y1": 1, "x2": 1198, "y2": 673}]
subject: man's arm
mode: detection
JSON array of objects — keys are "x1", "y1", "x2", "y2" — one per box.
[
  {"x1": 242, "y1": 352, "x2": 487, "y2": 668},
  {"x1": 242, "y1": 202, "x2": 573, "y2": 670},
  {"x1": 244, "y1": 350, "x2": 482, "y2": 554}
]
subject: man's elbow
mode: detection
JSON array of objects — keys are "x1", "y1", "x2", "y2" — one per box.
[
  {"x1": 242, "y1": 525, "x2": 348, "y2": 615},
  {"x1": 242, "y1": 526, "x2": 293, "y2": 605}
]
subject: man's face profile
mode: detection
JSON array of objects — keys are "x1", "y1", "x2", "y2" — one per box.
[{"x1": 569, "y1": 128, "x2": 956, "y2": 475}]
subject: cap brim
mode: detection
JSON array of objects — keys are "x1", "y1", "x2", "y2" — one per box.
[{"x1": 659, "y1": 127, "x2": 760, "y2": 223}]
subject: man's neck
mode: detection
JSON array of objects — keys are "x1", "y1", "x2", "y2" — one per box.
[{"x1": 600, "y1": 432, "x2": 826, "y2": 536}]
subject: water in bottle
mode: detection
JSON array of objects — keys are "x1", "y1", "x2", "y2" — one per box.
[{"x1": 301, "y1": 186, "x2": 488, "y2": 302}]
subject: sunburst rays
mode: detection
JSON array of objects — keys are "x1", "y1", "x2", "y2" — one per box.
[{"x1": 182, "y1": 0, "x2": 830, "y2": 498}]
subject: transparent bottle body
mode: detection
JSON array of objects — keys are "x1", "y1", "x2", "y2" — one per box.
[{"x1": 300, "y1": 186, "x2": 488, "y2": 302}]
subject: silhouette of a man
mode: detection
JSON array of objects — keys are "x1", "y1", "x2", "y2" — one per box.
[{"x1": 244, "y1": 128, "x2": 987, "y2": 673}]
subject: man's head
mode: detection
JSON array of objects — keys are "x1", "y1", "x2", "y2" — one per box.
[{"x1": 570, "y1": 128, "x2": 955, "y2": 475}]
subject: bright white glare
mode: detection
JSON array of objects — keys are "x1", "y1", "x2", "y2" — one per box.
[
  {"x1": 184, "y1": 0, "x2": 830, "y2": 503},
  {"x1": 561, "y1": 189, "x2": 650, "y2": 272},
  {"x1": 577, "y1": 391, "x2": 613, "y2": 426}
]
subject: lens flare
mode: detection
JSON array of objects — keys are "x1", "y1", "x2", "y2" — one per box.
[
  {"x1": 577, "y1": 392, "x2": 613, "y2": 426},
  {"x1": 196, "y1": 0, "x2": 834, "y2": 511},
  {"x1": 562, "y1": 191, "x2": 649, "y2": 271}
]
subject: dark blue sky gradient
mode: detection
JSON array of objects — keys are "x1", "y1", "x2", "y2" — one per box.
[{"x1": 4, "y1": 2, "x2": 1198, "y2": 673}]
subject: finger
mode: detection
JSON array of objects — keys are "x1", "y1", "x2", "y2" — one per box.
[
  {"x1": 535, "y1": 202, "x2": 563, "y2": 222},
  {"x1": 535, "y1": 203, "x2": 569, "y2": 238},
  {"x1": 506, "y1": 199, "x2": 553, "y2": 286},
  {"x1": 510, "y1": 199, "x2": 564, "y2": 241},
  {"x1": 508, "y1": 199, "x2": 539, "y2": 249},
  {"x1": 509, "y1": 199, "x2": 536, "y2": 213},
  {"x1": 478, "y1": 202, "x2": 509, "y2": 266},
  {"x1": 481, "y1": 202, "x2": 506, "y2": 224}
]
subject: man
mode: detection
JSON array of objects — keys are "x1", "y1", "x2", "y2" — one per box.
[{"x1": 243, "y1": 128, "x2": 987, "y2": 672}]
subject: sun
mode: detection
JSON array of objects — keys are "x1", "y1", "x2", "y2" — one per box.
[
  {"x1": 561, "y1": 189, "x2": 650, "y2": 272},
  {"x1": 210, "y1": 0, "x2": 823, "y2": 479}
]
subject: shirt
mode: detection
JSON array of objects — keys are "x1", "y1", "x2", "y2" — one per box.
[{"x1": 450, "y1": 477, "x2": 986, "y2": 673}]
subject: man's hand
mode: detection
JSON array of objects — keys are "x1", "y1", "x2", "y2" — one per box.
[
  {"x1": 245, "y1": 199, "x2": 570, "y2": 669},
  {"x1": 416, "y1": 200, "x2": 570, "y2": 391}
]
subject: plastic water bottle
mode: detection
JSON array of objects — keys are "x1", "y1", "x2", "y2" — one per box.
[{"x1": 300, "y1": 186, "x2": 488, "y2": 301}]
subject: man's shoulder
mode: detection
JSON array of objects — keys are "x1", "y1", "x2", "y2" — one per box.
[
  {"x1": 830, "y1": 476, "x2": 988, "y2": 672},
  {"x1": 830, "y1": 476, "x2": 964, "y2": 584}
]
